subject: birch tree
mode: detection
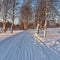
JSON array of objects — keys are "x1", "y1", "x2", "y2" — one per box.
[
  {"x1": 35, "y1": 0, "x2": 59, "y2": 37},
  {"x1": 44, "y1": 0, "x2": 59, "y2": 37},
  {"x1": 35, "y1": 0, "x2": 46, "y2": 34}
]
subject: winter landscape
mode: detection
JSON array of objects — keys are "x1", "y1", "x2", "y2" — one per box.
[
  {"x1": 0, "y1": 28, "x2": 60, "y2": 60},
  {"x1": 0, "y1": 0, "x2": 60, "y2": 60}
]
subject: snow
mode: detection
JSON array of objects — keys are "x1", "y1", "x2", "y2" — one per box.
[
  {"x1": 35, "y1": 28, "x2": 60, "y2": 54},
  {"x1": 0, "y1": 28, "x2": 60, "y2": 60},
  {"x1": 0, "y1": 30, "x2": 23, "y2": 41}
]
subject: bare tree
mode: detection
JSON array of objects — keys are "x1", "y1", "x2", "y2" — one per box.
[
  {"x1": 35, "y1": 0, "x2": 46, "y2": 34},
  {"x1": 1, "y1": 0, "x2": 9, "y2": 32},
  {"x1": 44, "y1": 0, "x2": 59, "y2": 37},
  {"x1": 48, "y1": 0, "x2": 60, "y2": 20},
  {"x1": 20, "y1": 0, "x2": 32, "y2": 29},
  {"x1": 9, "y1": 0, "x2": 19, "y2": 33},
  {"x1": 10, "y1": 0, "x2": 16, "y2": 33},
  {"x1": 34, "y1": 0, "x2": 59, "y2": 37},
  {"x1": 43, "y1": 0, "x2": 48, "y2": 38}
]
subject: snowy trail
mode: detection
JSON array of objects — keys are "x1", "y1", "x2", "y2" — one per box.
[{"x1": 0, "y1": 30, "x2": 60, "y2": 60}]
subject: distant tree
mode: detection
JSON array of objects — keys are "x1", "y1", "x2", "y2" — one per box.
[
  {"x1": 48, "y1": 0, "x2": 60, "y2": 20},
  {"x1": 8, "y1": 0, "x2": 19, "y2": 33},
  {"x1": 20, "y1": 0, "x2": 32, "y2": 29},
  {"x1": 1, "y1": 0, "x2": 9, "y2": 32}
]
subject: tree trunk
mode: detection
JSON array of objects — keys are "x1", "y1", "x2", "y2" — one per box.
[
  {"x1": 3, "y1": 22, "x2": 6, "y2": 33},
  {"x1": 3, "y1": 16, "x2": 6, "y2": 32},
  {"x1": 34, "y1": 21, "x2": 37, "y2": 29},
  {"x1": 44, "y1": 20, "x2": 47, "y2": 38},
  {"x1": 44, "y1": 0, "x2": 48, "y2": 38},
  {"x1": 36, "y1": 23, "x2": 40, "y2": 34},
  {"x1": 23, "y1": 19, "x2": 28, "y2": 30},
  {"x1": 11, "y1": 21, "x2": 14, "y2": 33},
  {"x1": 24, "y1": 23, "x2": 28, "y2": 30}
]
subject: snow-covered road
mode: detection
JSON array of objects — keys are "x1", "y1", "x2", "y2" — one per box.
[{"x1": 0, "y1": 30, "x2": 60, "y2": 60}]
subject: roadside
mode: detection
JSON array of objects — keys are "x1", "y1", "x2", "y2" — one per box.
[
  {"x1": 34, "y1": 28, "x2": 60, "y2": 53},
  {"x1": 0, "y1": 30, "x2": 23, "y2": 41}
]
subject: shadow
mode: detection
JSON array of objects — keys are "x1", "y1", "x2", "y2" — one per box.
[{"x1": 50, "y1": 39, "x2": 60, "y2": 53}]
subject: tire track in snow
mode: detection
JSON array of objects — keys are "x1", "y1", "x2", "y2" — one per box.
[{"x1": 0, "y1": 31, "x2": 27, "y2": 60}]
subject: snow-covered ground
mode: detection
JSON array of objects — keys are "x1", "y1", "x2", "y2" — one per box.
[
  {"x1": 35, "y1": 28, "x2": 60, "y2": 54},
  {"x1": 0, "y1": 28, "x2": 60, "y2": 60},
  {"x1": 0, "y1": 30, "x2": 23, "y2": 41}
]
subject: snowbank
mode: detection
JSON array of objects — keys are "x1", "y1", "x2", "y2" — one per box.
[{"x1": 0, "y1": 30, "x2": 23, "y2": 41}]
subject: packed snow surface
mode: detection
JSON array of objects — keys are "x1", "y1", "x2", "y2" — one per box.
[{"x1": 0, "y1": 28, "x2": 60, "y2": 60}]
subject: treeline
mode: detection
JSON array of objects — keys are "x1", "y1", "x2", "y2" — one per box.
[{"x1": 0, "y1": 0, "x2": 60, "y2": 33}]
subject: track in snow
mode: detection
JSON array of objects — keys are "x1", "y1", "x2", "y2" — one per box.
[{"x1": 0, "y1": 30, "x2": 60, "y2": 60}]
